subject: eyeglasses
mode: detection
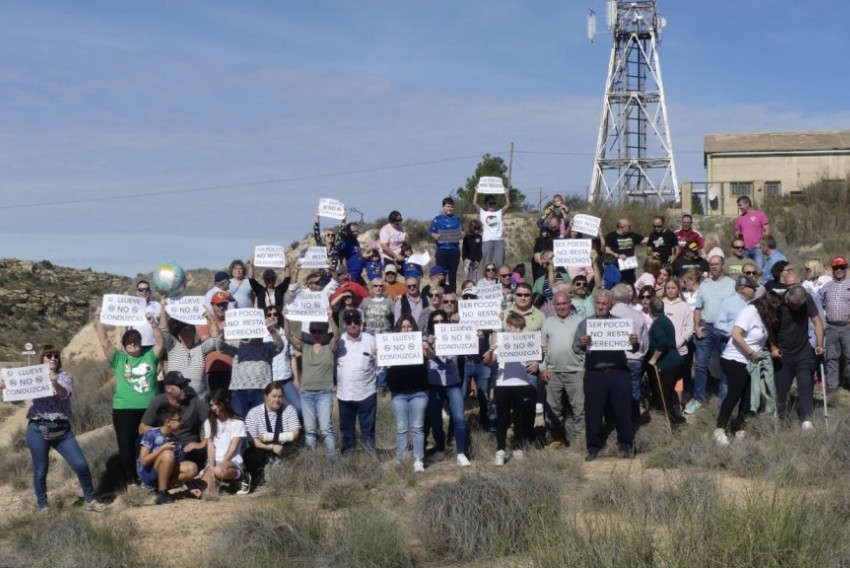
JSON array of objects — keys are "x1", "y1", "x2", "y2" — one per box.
[
  {"x1": 442, "y1": 299, "x2": 457, "y2": 304},
  {"x1": 515, "y1": 293, "x2": 531, "y2": 298},
  {"x1": 485, "y1": 267, "x2": 496, "y2": 272},
  {"x1": 743, "y1": 270, "x2": 757, "y2": 276},
  {"x1": 429, "y1": 293, "x2": 443, "y2": 298},
  {"x1": 44, "y1": 353, "x2": 60, "y2": 360},
  {"x1": 137, "y1": 287, "x2": 151, "y2": 292}
]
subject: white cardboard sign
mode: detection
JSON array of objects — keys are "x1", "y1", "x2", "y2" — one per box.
[
  {"x1": 254, "y1": 245, "x2": 287, "y2": 268},
  {"x1": 100, "y1": 295, "x2": 148, "y2": 326},
  {"x1": 554, "y1": 239, "x2": 591, "y2": 267},
  {"x1": 2, "y1": 364, "x2": 53, "y2": 402},
  {"x1": 476, "y1": 176, "x2": 506, "y2": 194},
  {"x1": 435, "y1": 324, "x2": 479, "y2": 356},
  {"x1": 618, "y1": 256, "x2": 639, "y2": 271},
  {"x1": 299, "y1": 247, "x2": 329, "y2": 269},
  {"x1": 318, "y1": 198, "x2": 346, "y2": 220},
  {"x1": 376, "y1": 332, "x2": 423, "y2": 367},
  {"x1": 570, "y1": 214, "x2": 601, "y2": 237},
  {"x1": 497, "y1": 332, "x2": 542, "y2": 363},
  {"x1": 165, "y1": 296, "x2": 207, "y2": 325},
  {"x1": 407, "y1": 250, "x2": 431, "y2": 266},
  {"x1": 224, "y1": 308, "x2": 268, "y2": 341},
  {"x1": 285, "y1": 291, "x2": 330, "y2": 323},
  {"x1": 475, "y1": 283, "x2": 502, "y2": 300},
  {"x1": 586, "y1": 319, "x2": 633, "y2": 351},
  {"x1": 458, "y1": 299, "x2": 502, "y2": 330}
]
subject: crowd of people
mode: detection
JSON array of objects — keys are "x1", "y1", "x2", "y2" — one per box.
[{"x1": 6, "y1": 191, "x2": 850, "y2": 510}]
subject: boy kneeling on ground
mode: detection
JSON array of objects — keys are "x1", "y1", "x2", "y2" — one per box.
[{"x1": 137, "y1": 402, "x2": 199, "y2": 505}]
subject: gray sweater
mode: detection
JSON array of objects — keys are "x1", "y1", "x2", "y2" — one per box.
[{"x1": 540, "y1": 312, "x2": 585, "y2": 373}]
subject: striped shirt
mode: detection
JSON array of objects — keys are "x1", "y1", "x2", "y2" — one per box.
[
  {"x1": 164, "y1": 336, "x2": 220, "y2": 400},
  {"x1": 225, "y1": 341, "x2": 283, "y2": 391},
  {"x1": 244, "y1": 404, "x2": 301, "y2": 440},
  {"x1": 819, "y1": 278, "x2": 850, "y2": 324},
  {"x1": 695, "y1": 277, "x2": 736, "y2": 324}
]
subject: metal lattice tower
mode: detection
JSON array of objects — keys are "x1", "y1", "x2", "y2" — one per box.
[{"x1": 588, "y1": 0, "x2": 679, "y2": 203}]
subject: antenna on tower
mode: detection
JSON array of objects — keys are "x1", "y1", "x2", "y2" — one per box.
[
  {"x1": 587, "y1": 10, "x2": 597, "y2": 42},
  {"x1": 587, "y1": 0, "x2": 680, "y2": 204}
]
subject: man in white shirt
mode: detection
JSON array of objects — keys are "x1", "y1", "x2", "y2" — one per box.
[
  {"x1": 127, "y1": 280, "x2": 162, "y2": 349},
  {"x1": 337, "y1": 309, "x2": 378, "y2": 455},
  {"x1": 472, "y1": 189, "x2": 510, "y2": 268}
]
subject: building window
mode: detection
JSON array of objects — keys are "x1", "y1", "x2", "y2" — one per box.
[
  {"x1": 765, "y1": 181, "x2": 782, "y2": 198},
  {"x1": 729, "y1": 181, "x2": 753, "y2": 197}
]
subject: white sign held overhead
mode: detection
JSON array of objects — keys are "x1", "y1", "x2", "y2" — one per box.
[
  {"x1": 376, "y1": 332, "x2": 423, "y2": 367},
  {"x1": 434, "y1": 324, "x2": 479, "y2": 356},
  {"x1": 317, "y1": 198, "x2": 346, "y2": 220},
  {"x1": 570, "y1": 214, "x2": 601, "y2": 237},
  {"x1": 618, "y1": 256, "x2": 639, "y2": 271},
  {"x1": 458, "y1": 299, "x2": 502, "y2": 330},
  {"x1": 285, "y1": 291, "x2": 330, "y2": 323},
  {"x1": 165, "y1": 296, "x2": 207, "y2": 325},
  {"x1": 586, "y1": 319, "x2": 633, "y2": 351},
  {"x1": 100, "y1": 295, "x2": 148, "y2": 326},
  {"x1": 407, "y1": 251, "x2": 431, "y2": 267},
  {"x1": 553, "y1": 239, "x2": 592, "y2": 267},
  {"x1": 299, "y1": 247, "x2": 329, "y2": 269},
  {"x1": 254, "y1": 245, "x2": 287, "y2": 268},
  {"x1": 476, "y1": 176, "x2": 506, "y2": 194},
  {"x1": 2, "y1": 364, "x2": 53, "y2": 402},
  {"x1": 224, "y1": 308, "x2": 268, "y2": 341},
  {"x1": 497, "y1": 332, "x2": 542, "y2": 363}
]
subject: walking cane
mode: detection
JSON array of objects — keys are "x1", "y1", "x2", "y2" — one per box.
[
  {"x1": 651, "y1": 364, "x2": 674, "y2": 436},
  {"x1": 819, "y1": 354, "x2": 829, "y2": 435}
]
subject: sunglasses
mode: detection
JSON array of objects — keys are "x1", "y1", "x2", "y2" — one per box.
[
  {"x1": 835, "y1": 266, "x2": 848, "y2": 271},
  {"x1": 731, "y1": 245, "x2": 744, "y2": 250},
  {"x1": 429, "y1": 293, "x2": 443, "y2": 298},
  {"x1": 407, "y1": 284, "x2": 419, "y2": 289},
  {"x1": 432, "y1": 319, "x2": 445, "y2": 324},
  {"x1": 485, "y1": 267, "x2": 496, "y2": 272},
  {"x1": 743, "y1": 271, "x2": 757, "y2": 276},
  {"x1": 499, "y1": 273, "x2": 511, "y2": 277},
  {"x1": 653, "y1": 225, "x2": 663, "y2": 228},
  {"x1": 515, "y1": 293, "x2": 531, "y2": 298},
  {"x1": 266, "y1": 312, "x2": 279, "y2": 317},
  {"x1": 573, "y1": 282, "x2": 587, "y2": 287},
  {"x1": 344, "y1": 320, "x2": 362, "y2": 325},
  {"x1": 137, "y1": 287, "x2": 151, "y2": 292},
  {"x1": 44, "y1": 353, "x2": 60, "y2": 360},
  {"x1": 640, "y1": 295, "x2": 653, "y2": 300},
  {"x1": 442, "y1": 299, "x2": 457, "y2": 304}
]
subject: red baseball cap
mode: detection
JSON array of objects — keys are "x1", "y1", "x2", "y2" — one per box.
[
  {"x1": 831, "y1": 255, "x2": 848, "y2": 268},
  {"x1": 211, "y1": 292, "x2": 230, "y2": 305}
]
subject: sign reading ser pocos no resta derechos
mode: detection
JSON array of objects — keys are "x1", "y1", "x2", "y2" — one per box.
[
  {"x1": 586, "y1": 319, "x2": 633, "y2": 351},
  {"x1": 225, "y1": 308, "x2": 268, "y2": 341}
]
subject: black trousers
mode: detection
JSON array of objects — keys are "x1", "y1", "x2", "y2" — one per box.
[
  {"x1": 112, "y1": 408, "x2": 146, "y2": 486},
  {"x1": 584, "y1": 369, "x2": 632, "y2": 453},
  {"x1": 494, "y1": 385, "x2": 533, "y2": 452}
]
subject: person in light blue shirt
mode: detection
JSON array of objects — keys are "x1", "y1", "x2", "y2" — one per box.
[
  {"x1": 760, "y1": 235, "x2": 787, "y2": 284},
  {"x1": 716, "y1": 275, "x2": 757, "y2": 336}
]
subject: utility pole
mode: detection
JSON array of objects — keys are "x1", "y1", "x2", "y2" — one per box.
[{"x1": 507, "y1": 142, "x2": 514, "y2": 191}]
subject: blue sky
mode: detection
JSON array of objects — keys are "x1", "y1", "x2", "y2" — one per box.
[{"x1": 1, "y1": 1, "x2": 848, "y2": 275}]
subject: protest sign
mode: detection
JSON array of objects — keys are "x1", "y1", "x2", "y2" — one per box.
[
  {"x1": 618, "y1": 256, "x2": 639, "y2": 271},
  {"x1": 476, "y1": 176, "x2": 506, "y2": 194},
  {"x1": 100, "y1": 295, "x2": 147, "y2": 326},
  {"x1": 2, "y1": 364, "x2": 53, "y2": 402},
  {"x1": 497, "y1": 332, "x2": 542, "y2": 363},
  {"x1": 570, "y1": 214, "x2": 601, "y2": 237},
  {"x1": 407, "y1": 250, "x2": 431, "y2": 266},
  {"x1": 317, "y1": 198, "x2": 346, "y2": 220},
  {"x1": 299, "y1": 247, "x2": 329, "y2": 269},
  {"x1": 434, "y1": 324, "x2": 479, "y2": 356},
  {"x1": 377, "y1": 332, "x2": 423, "y2": 367},
  {"x1": 586, "y1": 319, "x2": 633, "y2": 351},
  {"x1": 225, "y1": 308, "x2": 268, "y2": 341},
  {"x1": 254, "y1": 245, "x2": 287, "y2": 268},
  {"x1": 165, "y1": 296, "x2": 207, "y2": 325},
  {"x1": 554, "y1": 239, "x2": 591, "y2": 267},
  {"x1": 475, "y1": 283, "x2": 502, "y2": 300},
  {"x1": 438, "y1": 227, "x2": 463, "y2": 244},
  {"x1": 284, "y1": 291, "x2": 329, "y2": 323},
  {"x1": 458, "y1": 299, "x2": 502, "y2": 330}
]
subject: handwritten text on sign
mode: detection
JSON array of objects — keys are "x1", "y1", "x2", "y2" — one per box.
[
  {"x1": 376, "y1": 332, "x2": 423, "y2": 367},
  {"x1": 300, "y1": 247, "x2": 329, "y2": 269},
  {"x1": 100, "y1": 295, "x2": 147, "y2": 325},
  {"x1": 254, "y1": 245, "x2": 286, "y2": 268},
  {"x1": 318, "y1": 198, "x2": 346, "y2": 220},
  {"x1": 458, "y1": 299, "x2": 502, "y2": 330},
  {"x1": 165, "y1": 296, "x2": 207, "y2": 325},
  {"x1": 285, "y1": 291, "x2": 330, "y2": 323},
  {"x1": 476, "y1": 176, "x2": 506, "y2": 194},
  {"x1": 435, "y1": 323, "x2": 478, "y2": 356},
  {"x1": 497, "y1": 332, "x2": 542, "y2": 363},
  {"x1": 586, "y1": 319, "x2": 633, "y2": 351},
  {"x1": 570, "y1": 214, "x2": 601, "y2": 237},
  {"x1": 225, "y1": 308, "x2": 268, "y2": 341},
  {"x1": 2, "y1": 364, "x2": 53, "y2": 402},
  {"x1": 553, "y1": 239, "x2": 591, "y2": 267}
]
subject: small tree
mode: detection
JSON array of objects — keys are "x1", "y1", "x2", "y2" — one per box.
[{"x1": 454, "y1": 154, "x2": 527, "y2": 213}]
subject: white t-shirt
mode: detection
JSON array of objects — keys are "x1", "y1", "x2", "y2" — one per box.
[
  {"x1": 204, "y1": 417, "x2": 246, "y2": 466},
  {"x1": 336, "y1": 333, "x2": 377, "y2": 401},
  {"x1": 130, "y1": 301, "x2": 162, "y2": 347},
  {"x1": 495, "y1": 360, "x2": 532, "y2": 388},
  {"x1": 721, "y1": 305, "x2": 768, "y2": 364},
  {"x1": 480, "y1": 209, "x2": 504, "y2": 242}
]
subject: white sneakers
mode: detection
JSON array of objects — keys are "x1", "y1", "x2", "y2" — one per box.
[
  {"x1": 802, "y1": 420, "x2": 814, "y2": 432},
  {"x1": 413, "y1": 460, "x2": 425, "y2": 473},
  {"x1": 512, "y1": 450, "x2": 524, "y2": 461},
  {"x1": 494, "y1": 450, "x2": 506, "y2": 466},
  {"x1": 456, "y1": 454, "x2": 471, "y2": 467},
  {"x1": 712, "y1": 428, "x2": 730, "y2": 446}
]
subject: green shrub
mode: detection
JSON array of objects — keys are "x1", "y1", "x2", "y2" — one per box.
[
  {"x1": 266, "y1": 451, "x2": 383, "y2": 499},
  {"x1": 319, "y1": 476, "x2": 366, "y2": 510},
  {"x1": 319, "y1": 507, "x2": 417, "y2": 568}
]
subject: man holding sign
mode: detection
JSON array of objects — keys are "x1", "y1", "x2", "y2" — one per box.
[
  {"x1": 573, "y1": 290, "x2": 639, "y2": 461},
  {"x1": 429, "y1": 197, "x2": 464, "y2": 293},
  {"x1": 471, "y1": 187, "x2": 510, "y2": 268}
]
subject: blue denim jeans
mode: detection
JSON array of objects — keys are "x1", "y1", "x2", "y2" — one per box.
[
  {"x1": 277, "y1": 379, "x2": 302, "y2": 418},
  {"x1": 626, "y1": 360, "x2": 643, "y2": 422},
  {"x1": 338, "y1": 393, "x2": 377, "y2": 455},
  {"x1": 390, "y1": 390, "x2": 429, "y2": 460},
  {"x1": 745, "y1": 246, "x2": 763, "y2": 270},
  {"x1": 428, "y1": 384, "x2": 467, "y2": 455},
  {"x1": 300, "y1": 389, "x2": 336, "y2": 456},
  {"x1": 462, "y1": 361, "x2": 493, "y2": 429},
  {"x1": 231, "y1": 389, "x2": 265, "y2": 422},
  {"x1": 694, "y1": 325, "x2": 728, "y2": 404},
  {"x1": 27, "y1": 421, "x2": 95, "y2": 509}
]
